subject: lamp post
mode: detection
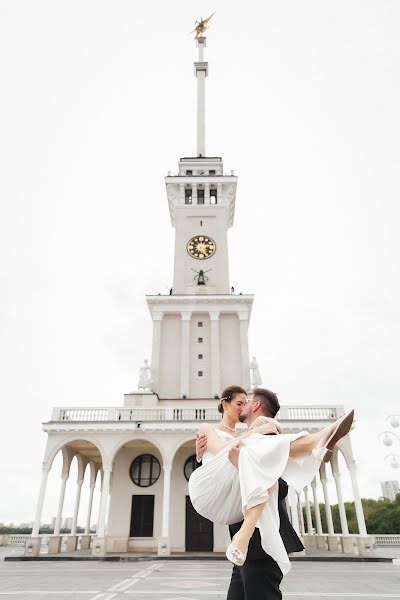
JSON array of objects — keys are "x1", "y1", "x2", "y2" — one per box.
[{"x1": 379, "y1": 415, "x2": 400, "y2": 470}]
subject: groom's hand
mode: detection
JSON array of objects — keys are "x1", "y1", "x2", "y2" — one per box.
[
  {"x1": 228, "y1": 441, "x2": 244, "y2": 468},
  {"x1": 196, "y1": 432, "x2": 208, "y2": 462}
]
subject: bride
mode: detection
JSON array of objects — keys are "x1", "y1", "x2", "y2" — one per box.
[{"x1": 188, "y1": 385, "x2": 354, "y2": 575}]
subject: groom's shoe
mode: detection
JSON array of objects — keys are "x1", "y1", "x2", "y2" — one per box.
[
  {"x1": 226, "y1": 536, "x2": 247, "y2": 566},
  {"x1": 313, "y1": 410, "x2": 355, "y2": 463}
]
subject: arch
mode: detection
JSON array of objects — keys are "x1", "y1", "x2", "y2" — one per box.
[
  {"x1": 108, "y1": 435, "x2": 165, "y2": 467},
  {"x1": 170, "y1": 434, "x2": 197, "y2": 466},
  {"x1": 45, "y1": 435, "x2": 107, "y2": 470}
]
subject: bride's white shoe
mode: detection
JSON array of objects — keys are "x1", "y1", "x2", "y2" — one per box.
[
  {"x1": 312, "y1": 410, "x2": 355, "y2": 463},
  {"x1": 226, "y1": 535, "x2": 247, "y2": 566}
]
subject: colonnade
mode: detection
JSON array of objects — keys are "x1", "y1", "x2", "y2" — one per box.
[
  {"x1": 27, "y1": 435, "x2": 372, "y2": 558},
  {"x1": 27, "y1": 453, "x2": 104, "y2": 555},
  {"x1": 287, "y1": 445, "x2": 371, "y2": 555},
  {"x1": 178, "y1": 182, "x2": 223, "y2": 205}
]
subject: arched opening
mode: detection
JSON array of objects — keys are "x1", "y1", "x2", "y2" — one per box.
[
  {"x1": 171, "y1": 438, "x2": 214, "y2": 552},
  {"x1": 107, "y1": 439, "x2": 163, "y2": 553}
]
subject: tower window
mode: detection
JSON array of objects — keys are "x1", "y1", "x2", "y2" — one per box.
[
  {"x1": 210, "y1": 189, "x2": 217, "y2": 204},
  {"x1": 209, "y1": 170, "x2": 216, "y2": 175},
  {"x1": 197, "y1": 189, "x2": 205, "y2": 205},
  {"x1": 186, "y1": 170, "x2": 193, "y2": 175},
  {"x1": 185, "y1": 188, "x2": 192, "y2": 204},
  {"x1": 198, "y1": 337, "x2": 203, "y2": 343},
  {"x1": 198, "y1": 354, "x2": 203, "y2": 359},
  {"x1": 200, "y1": 220, "x2": 203, "y2": 226},
  {"x1": 198, "y1": 371, "x2": 203, "y2": 377},
  {"x1": 198, "y1": 322, "x2": 203, "y2": 327}
]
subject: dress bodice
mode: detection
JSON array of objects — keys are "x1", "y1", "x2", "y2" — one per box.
[{"x1": 202, "y1": 428, "x2": 235, "y2": 465}]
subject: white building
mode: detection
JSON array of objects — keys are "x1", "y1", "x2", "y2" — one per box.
[
  {"x1": 25, "y1": 35, "x2": 372, "y2": 558},
  {"x1": 381, "y1": 480, "x2": 399, "y2": 502}
]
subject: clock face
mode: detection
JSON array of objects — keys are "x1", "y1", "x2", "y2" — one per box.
[{"x1": 187, "y1": 235, "x2": 216, "y2": 260}]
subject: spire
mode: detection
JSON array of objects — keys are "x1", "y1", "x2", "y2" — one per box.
[{"x1": 194, "y1": 36, "x2": 208, "y2": 157}]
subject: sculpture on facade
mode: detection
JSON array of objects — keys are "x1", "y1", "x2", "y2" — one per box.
[
  {"x1": 191, "y1": 268, "x2": 212, "y2": 285},
  {"x1": 138, "y1": 359, "x2": 153, "y2": 391},
  {"x1": 191, "y1": 13, "x2": 215, "y2": 39},
  {"x1": 249, "y1": 356, "x2": 262, "y2": 387}
]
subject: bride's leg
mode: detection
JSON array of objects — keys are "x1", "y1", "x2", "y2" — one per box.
[
  {"x1": 289, "y1": 425, "x2": 333, "y2": 457},
  {"x1": 289, "y1": 410, "x2": 354, "y2": 458},
  {"x1": 229, "y1": 486, "x2": 274, "y2": 557}
]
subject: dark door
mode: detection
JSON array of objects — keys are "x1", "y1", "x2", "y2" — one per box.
[
  {"x1": 130, "y1": 495, "x2": 154, "y2": 537},
  {"x1": 185, "y1": 496, "x2": 213, "y2": 551}
]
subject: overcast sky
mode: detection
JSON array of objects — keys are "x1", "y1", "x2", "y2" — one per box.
[{"x1": 1, "y1": 1, "x2": 399, "y2": 525}]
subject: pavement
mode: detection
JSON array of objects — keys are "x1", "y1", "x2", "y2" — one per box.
[{"x1": 0, "y1": 552, "x2": 399, "y2": 600}]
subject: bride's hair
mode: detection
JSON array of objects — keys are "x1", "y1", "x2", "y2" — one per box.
[{"x1": 217, "y1": 385, "x2": 247, "y2": 414}]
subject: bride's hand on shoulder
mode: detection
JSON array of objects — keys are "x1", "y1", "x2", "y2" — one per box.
[{"x1": 249, "y1": 416, "x2": 283, "y2": 435}]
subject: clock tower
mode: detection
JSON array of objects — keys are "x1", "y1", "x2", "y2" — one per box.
[{"x1": 146, "y1": 36, "x2": 253, "y2": 400}]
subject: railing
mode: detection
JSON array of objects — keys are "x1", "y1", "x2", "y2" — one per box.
[
  {"x1": 0, "y1": 535, "x2": 49, "y2": 546},
  {"x1": 50, "y1": 405, "x2": 342, "y2": 423},
  {"x1": 374, "y1": 535, "x2": 400, "y2": 546}
]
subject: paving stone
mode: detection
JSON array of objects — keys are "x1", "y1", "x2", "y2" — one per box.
[{"x1": 0, "y1": 557, "x2": 398, "y2": 599}]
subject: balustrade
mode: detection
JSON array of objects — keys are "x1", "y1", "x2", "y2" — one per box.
[{"x1": 51, "y1": 405, "x2": 342, "y2": 423}]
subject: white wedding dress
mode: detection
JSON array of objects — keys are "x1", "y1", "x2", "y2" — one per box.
[{"x1": 188, "y1": 428, "x2": 321, "y2": 575}]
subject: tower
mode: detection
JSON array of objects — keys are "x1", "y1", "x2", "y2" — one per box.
[{"x1": 146, "y1": 36, "x2": 253, "y2": 399}]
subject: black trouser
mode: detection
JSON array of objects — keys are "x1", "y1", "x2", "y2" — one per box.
[{"x1": 226, "y1": 557, "x2": 283, "y2": 600}]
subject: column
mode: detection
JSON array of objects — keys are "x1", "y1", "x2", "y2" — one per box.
[
  {"x1": 298, "y1": 492, "x2": 305, "y2": 535},
  {"x1": 180, "y1": 312, "x2": 191, "y2": 398},
  {"x1": 71, "y1": 480, "x2": 83, "y2": 536},
  {"x1": 320, "y1": 464, "x2": 334, "y2": 535},
  {"x1": 32, "y1": 465, "x2": 50, "y2": 536},
  {"x1": 204, "y1": 182, "x2": 210, "y2": 204},
  {"x1": 192, "y1": 183, "x2": 198, "y2": 204},
  {"x1": 304, "y1": 487, "x2": 313, "y2": 534},
  {"x1": 217, "y1": 182, "x2": 222, "y2": 204},
  {"x1": 179, "y1": 183, "x2": 185, "y2": 205},
  {"x1": 333, "y1": 471, "x2": 349, "y2": 535},
  {"x1": 97, "y1": 467, "x2": 112, "y2": 538},
  {"x1": 289, "y1": 486, "x2": 300, "y2": 535},
  {"x1": 238, "y1": 311, "x2": 250, "y2": 390},
  {"x1": 209, "y1": 311, "x2": 220, "y2": 397},
  {"x1": 54, "y1": 473, "x2": 68, "y2": 535},
  {"x1": 151, "y1": 312, "x2": 163, "y2": 392},
  {"x1": 161, "y1": 466, "x2": 172, "y2": 537},
  {"x1": 85, "y1": 484, "x2": 95, "y2": 535},
  {"x1": 348, "y1": 463, "x2": 367, "y2": 536},
  {"x1": 311, "y1": 477, "x2": 323, "y2": 534}
]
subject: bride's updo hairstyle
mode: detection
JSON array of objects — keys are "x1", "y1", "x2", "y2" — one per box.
[{"x1": 217, "y1": 385, "x2": 247, "y2": 414}]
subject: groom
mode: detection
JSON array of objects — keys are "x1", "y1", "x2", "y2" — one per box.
[{"x1": 195, "y1": 387, "x2": 304, "y2": 600}]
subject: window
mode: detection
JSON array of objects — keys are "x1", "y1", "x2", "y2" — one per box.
[
  {"x1": 198, "y1": 322, "x2": 203, "y2": 327},
  {"x1": 210, "y1": 189, "x2": 217, "y2": 204},
  {"x1": 186, "y1": 170, "x2": 193, "y2": 175},
  {"x1": 197, "y1": 189, "x2": 205, "y2": 205},
  {"x1": 130, "y1": 495, "x2": 154, "y2": 537},
  {"x1": 198, "y1": 354, "x2": 203, "y2": 359},
  {"x1": 184, "y1": 455, "x2": 197, "y2": 481},
  {"x1": 198, "y1": 337, "x2": 203, "y2": 343},
  {"x1": 198, "y1": 371, "x2": 203, "y2": 377},
  {"x1": 185, "y1": 188, "x2": 192, "y2": 204},
  {"x1": 209, "y1": 170, "x2": 216, "y2": 175},
  {"x1": 200, "y1": 220, "x2": 203, "y2": 226},
  {"x1": 130, "y1": 454, "x2": 161, "y2": 487}
]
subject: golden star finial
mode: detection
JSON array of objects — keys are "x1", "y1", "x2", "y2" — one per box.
[{"x1": 191, "y1": 13, "x2": 215, "y2": 39}]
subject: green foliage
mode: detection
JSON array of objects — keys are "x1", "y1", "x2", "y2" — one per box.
[{"x1": 306, "y1": 494, "x2": 400, "y2": 534}]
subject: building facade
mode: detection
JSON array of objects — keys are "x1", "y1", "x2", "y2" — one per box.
[
  {"x1": 25, "y1": 36, "x2": 371, "y2": 558},
  {"x1": 381, "y1": 480, "x2": 400, "y2": 502}
]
